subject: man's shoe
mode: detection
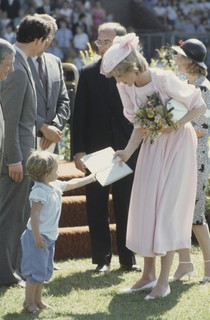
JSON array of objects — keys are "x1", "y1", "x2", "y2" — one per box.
[
  {"x1": 94, "y1": 264, "x2": 110, "y2": 273},
  {"x1": 120, "y1": 264, "x2": 142, "y2": 272}
]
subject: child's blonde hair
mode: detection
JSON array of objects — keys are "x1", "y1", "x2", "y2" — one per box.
[{"x1": 26, "y1": 151, "x2": 58, "y2": 182}]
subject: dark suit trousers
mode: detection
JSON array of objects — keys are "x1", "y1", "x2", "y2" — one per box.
[
  {"x1": 86, "y1": 172, "x2": 136, "y2": 266},
  {"x1": 0, "y1": 174, "x2": 31, "y2": 285}
]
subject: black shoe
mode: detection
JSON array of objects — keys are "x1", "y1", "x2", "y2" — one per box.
[
  {"x1": 94, "y1": 264, "x2": 110, "y2": 273},
  {"x1": 120, "y1": 264, "x2": 142, "y2": 272}
]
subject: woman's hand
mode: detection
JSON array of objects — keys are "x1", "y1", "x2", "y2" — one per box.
[
  {"x1": 159, "y1": 125, "x2": 175, "y2": 133},
  {"x1": 74, "y1": 152, "x2": 86, "y2": 173},
  {"x1": 114, "y1": 150, "x2": 130, "y2": 163}
]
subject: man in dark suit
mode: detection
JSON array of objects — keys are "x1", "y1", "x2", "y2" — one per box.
[
  {"x1": 0, "y1": 39, "x2": 15, "y2": 171},
  {"x1": 0, "y1": 15, "x2": 51, "y2": 286},
  {"x1": 27, "y1": 14, "x2": 70, "y2": 154},
  {"x1": 73, "y1": 22, "x2": 140, "y2": 272}
]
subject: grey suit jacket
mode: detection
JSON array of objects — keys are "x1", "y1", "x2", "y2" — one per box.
[
  {"x1": 0, "y1": 104, "x2": 4, "y2": 170},
  {"x1": 28, "y1": 53, "x2": 70, "y2": 137},
  {"x1": 0, "y1": 51, "x2": 37, "y2": 174}
]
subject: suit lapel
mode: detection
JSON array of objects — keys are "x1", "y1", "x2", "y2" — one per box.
[
  {"x1": 43, "y1": 54, "x2": 52, "y2": 102},
  {"x1": 16, "y1": 52, "x2": 36, "y2": 96}
]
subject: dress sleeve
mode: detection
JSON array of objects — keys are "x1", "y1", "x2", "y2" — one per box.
[
  {"x1": 117, "y1": 83, "x2": 135, "y2": 123},
  {"x1": 29, "y1": 187, "x2": 47, "y2": 205},
  {"x1": 56, "y1": 180, "x2": 68, "y2": 192},
  {"x1": 159, "y1": 70, "x2": 205, "y2": 111},
  {"x1": 50, "y1": 180, "x2": 68, "y2": 193}
]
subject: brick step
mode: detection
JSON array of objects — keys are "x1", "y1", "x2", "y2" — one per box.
[
  {"x1": 60, "y1": 194, "x2": 114, "y2": 227},
  {"x1": 55, "y1": 224, "x2": 117, "y2": 260},
  {"x1": 58, "y1": 160, "x2": 86, "y2": 196},
  {"x1": 56, "y1": 160, "x2": 116, "y2": 260}
]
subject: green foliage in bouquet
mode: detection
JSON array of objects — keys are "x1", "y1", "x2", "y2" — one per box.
[
  {"x1": 134, "y1": 92, "x2": 178, "y2": 144},
  {"x1": 150, "y1": 43, "x2": 179, "y2": 75}
]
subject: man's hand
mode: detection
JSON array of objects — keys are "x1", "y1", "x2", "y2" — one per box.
[
  {"x1": 40, "y1": 124, "x2": 62, "y2": 143},
  {"x1": 74, "y1": 152, "x2": 86, "y2": 173},
  {"x1": 39, "y1": 136, "x2": 54, "y2": 150},
  {"x1": 8, "y1": 163, "x2": 23, "y2": 182}
]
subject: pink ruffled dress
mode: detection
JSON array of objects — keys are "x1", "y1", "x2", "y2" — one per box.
[{"x1": 117, "y1": 68, "x2": 205, "y2": 257}]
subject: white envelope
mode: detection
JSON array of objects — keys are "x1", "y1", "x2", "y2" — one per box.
[{"x1": 82, "y1": 147, "x2": 133, "y2": 186}]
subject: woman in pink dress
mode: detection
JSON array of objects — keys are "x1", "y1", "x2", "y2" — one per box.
[{"x1": 100, "y1": 33, "x2": 206, "y2": 300}]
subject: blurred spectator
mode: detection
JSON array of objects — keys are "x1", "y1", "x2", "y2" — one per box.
[
  {"x1": 181, "y1": 17, "x2": 196, "y2": 33},
  {"x1": 59, "y1": 0, "x2": 73, "y2": 22},
  {"x1": 166, "y1": 0, "x2": 178, "y2": 30},
  {"x1": 73, "y1": 53, "x2": 84, "y2": 72},
  {"x1": 2, "y1": 22, "x2": 16, "y2": 44},
  {"x1": 153, "y1": 0, "x2": 168, "y2": 29},
  {"x1": 72, "y1": 13, "x2": 89, "y2": 36},
  {"x1": 174, "y1": 12, "x2": 186, "y2": 32},
  {"x1": 91, "y1": 0, "x2": 106, "y2": 40},
  {"x1": 0, "y1": 0, "x2": 20, "y2": 19},
  {"x1": 0, "y1": 10, "x2": 11, "y2": 36},
  {"x1": 46, "y1": 38, "x2": 64, "y2": 60},
  {"x1": 13, "y1": 8, "x2": 26, "y2": 28},
  {"x1": 54, "y1": 19, "x2": 73, "y2": 61},
  {"x1": 73, "y1": 25, "x2": 89, "y2": 52},
  {"x1": 31, "y1": 0, "x2": 45, "y2": 13},
  {"x1": 42, "y1": 0, "x2": 53, "y2": 15}
]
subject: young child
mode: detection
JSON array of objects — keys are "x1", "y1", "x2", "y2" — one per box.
[{"x1": 21, "y1": 151, "x2": 96, "y2": 313}]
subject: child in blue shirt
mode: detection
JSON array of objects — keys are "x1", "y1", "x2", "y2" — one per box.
[{"x1": 21, "y1": 150, "x2": 95, "y2": 313}]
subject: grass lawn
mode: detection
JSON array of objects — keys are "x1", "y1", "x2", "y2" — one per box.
[{"x1": 0, "y1": 245, "x2": 210, "y2": 320}]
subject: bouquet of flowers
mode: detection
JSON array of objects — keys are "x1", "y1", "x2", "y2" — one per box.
[{"x1": 134, "y1": 92, "x2": 178, "y2": 144}]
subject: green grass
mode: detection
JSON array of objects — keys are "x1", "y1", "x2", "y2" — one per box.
[{"x1": 0, "y1": 246, "x2": 210, "y2": 320}]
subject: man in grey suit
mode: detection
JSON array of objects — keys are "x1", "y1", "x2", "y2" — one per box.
[
  {"x1": 0, "y1": 15, "x2": 51, "y2": 286},
  {"x1": 28, "y1": 14, "x2": 70, "y2": 153},
  {"x1": 0, "y1": 39, "x2": 15, "y2": 171}
]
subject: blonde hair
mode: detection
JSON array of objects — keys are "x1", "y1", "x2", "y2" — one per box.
[
  {"x1": 186, "y1": 59, "x2": 208, "y2": 76},
  {"x1": 26, "y1": 151, "x2": 58, "y2": 182},
  {"x1": 106, "y1": 50, "x2": 148, "y2": 78}
]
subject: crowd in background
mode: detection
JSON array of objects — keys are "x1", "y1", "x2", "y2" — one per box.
[
  {"x1": 1, "y1": 0, "x2": 210, "y2": 71},
  {"x1": 144, "y1": 0, "x2": 210, "y2": 33},
  {"x1": 0, "y1": 0, "x2": 110, "y2": 71}
]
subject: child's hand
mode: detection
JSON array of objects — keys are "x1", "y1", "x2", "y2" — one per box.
[
  {"x1": 35, "y1": 235, "x2": 46, "y2": 248},
  {"x1": 90, "y1": 173, "x2": 97, "y2": 182}
]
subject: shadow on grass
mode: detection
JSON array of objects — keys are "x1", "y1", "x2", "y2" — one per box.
[
  {"x1": 45, "y1": 269, "x2": 125, "y2": 297},
  {"x1": 1, "y1": 282, "x2": 195, "y2": 320},
  {"x1": 107, "y1": 281, "x2": 195, "y2": 320}
]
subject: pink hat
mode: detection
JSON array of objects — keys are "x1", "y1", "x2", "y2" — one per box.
[{"x1": 100, "y1": 33, "x2": 139, "y2": 74}]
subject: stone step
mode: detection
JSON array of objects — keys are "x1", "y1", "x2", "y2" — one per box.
[
  {"x1": 60, "y1": 194, "x2": 114, "y2": 227},
  {"x1": 55, "y1": 224, "x2": 117, "y2": 260}
]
